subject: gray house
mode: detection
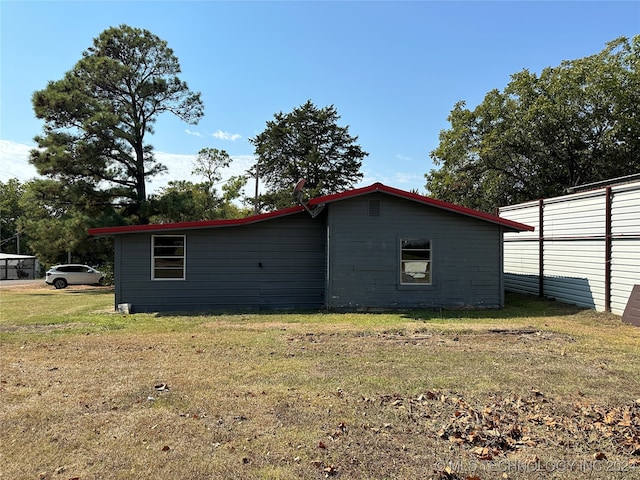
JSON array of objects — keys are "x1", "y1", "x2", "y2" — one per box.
[{"x1": 88, "y1": 183, "x2": 532, "y2": 313}]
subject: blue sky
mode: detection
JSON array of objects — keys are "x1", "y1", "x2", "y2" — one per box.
[{"x1": 1, "y1": 1, "x2": 638, "y2": 196}]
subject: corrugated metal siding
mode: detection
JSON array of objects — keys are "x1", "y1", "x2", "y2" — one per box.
[
  {"x1": 503, "y1": 241, "x2": 539, "y2": 295},
  {"x1": 500, "y1": 181, "x2": 640, "y2": 315},
  {"x1": 327, "y1": 193, "x2": 504, "y2": 310},
  {"x1": 499, "y1": 201, "x2": 541, "y2": 231},
  {"x1": 611, "y1": 241, "x2": 640, "y2": 314},
  {"x1": 500, "y1": 201, "x2": 540, "y2": 295},
  {"x1": 114, "y1": 213, "x2": 326, "y2": 313},
  {"x1": 543, "y1": 240, "x2": 604, "y2": 309},
  {"x1": 544, "y1": 193, "x2": 606, "y2": 237},
  {"x1": 611, "y1": 186, "x2": 640, "y2": 314}
]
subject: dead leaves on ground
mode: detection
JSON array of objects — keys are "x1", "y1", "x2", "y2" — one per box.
[{"x1": 380, "y1": 390, "x2": 640, "y2": 461}]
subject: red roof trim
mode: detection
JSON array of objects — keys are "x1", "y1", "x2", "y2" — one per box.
[
  {"x1": 308, "y1": 183, "x2": 534, "y2": 231},
  {"x1": 87, "y1": 205, "x2": 305, "y2": 236},
  {"x1": 88, "y1": 183, "x2": 533, "y2": 236}
]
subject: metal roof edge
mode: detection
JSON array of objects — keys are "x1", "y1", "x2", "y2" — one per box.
[
  {"x1": 87, "y1": 205, "x2": 306, "y2": 236},
  {"x1": 0, "y1": 253, "x2": 37, "y2": 259},
  {"x1": 88, "y1": 183, "x2": 534, "y2": 236},
  {"x1": 308, "y1": 183, "x2": 534, "y2": 232}
]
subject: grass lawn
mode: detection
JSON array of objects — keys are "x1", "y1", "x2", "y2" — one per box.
[{"x1": 1, "y1": 284, "x2": 639, "y2": 479}]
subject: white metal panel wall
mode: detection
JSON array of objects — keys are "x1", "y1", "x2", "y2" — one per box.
[
  {"x1": 501, "y1": 201, "x2": 540, "y2": 235},
  {"x1": 500, "y1": 181, "x2": 640, "y2": 315},
  {"x1": 610, "y1": 185, "x2": 640, "y2": 315},
  {"x1": 543, "y1": 193, "x2": 605, "y2": 238},
  {"x1": 543, "y1": 240, "x2": 605, "y2": 309},
  {"x1": 502, "y1": 201, "x2": 540, "y2": 296},
  {"x1": 611, "y1": 240, "x2": 640, "y2": 314},
  {"x1": 503, "y1": 241, "x2": 539, "y2": 294},
  {"x1": 611, "y1": 186, "x2": 640, "y2": 235},
  {"x1": 542, "y1": 193, "x2": 607, "y2": 309}
]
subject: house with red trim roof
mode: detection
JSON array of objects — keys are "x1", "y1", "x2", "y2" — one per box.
[{"x1": 88, "y1": 183, "x2": 533, "y2": 313}]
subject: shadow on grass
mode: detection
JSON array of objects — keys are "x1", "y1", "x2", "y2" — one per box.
[
  {"x1": 402, "y1": 293, "x2": 587, "y2": 322},
  {"x1": 150, "y1": 292, "x2": 588, "y2": 320},
  {"x1": 25, "y1": 287, "x2": 114, "y2": 297}
]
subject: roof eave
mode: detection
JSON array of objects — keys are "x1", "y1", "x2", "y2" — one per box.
[
  {"x1": 88, "y1": 205, "x2": 306, "y2": 236},
  {"x1": 308, "y1": 183, "x2": 534, "y2": 232},
  {"x1": 88, "y1": 182, "x2": 534, "y2": 236}
]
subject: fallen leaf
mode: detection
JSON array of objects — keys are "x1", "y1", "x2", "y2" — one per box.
[
  {"x1": 604, "y1": 410, "x2": 618, "y2": 425},
  {"x1": 324, "y1": 464, "x2": 337, "y2": 477}
]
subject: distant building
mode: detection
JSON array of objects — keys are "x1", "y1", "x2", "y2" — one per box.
[{"x1": 0, "y1": 253, "x2": 39, "y2": 280}]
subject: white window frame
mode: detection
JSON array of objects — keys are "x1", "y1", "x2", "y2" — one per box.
[
  {"x1": 400, "y1": 238, "x2": 432, "y2": 285},
  {"x1": 152, "y1": 235, "x2": 186, "y2": 281}
]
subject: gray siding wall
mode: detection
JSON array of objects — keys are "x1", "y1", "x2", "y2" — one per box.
[
  {"x1": 114, "y1": 213, "x2": 326, "y2": 313},
  {"x1": 326, "y1": 193, "x2": 504, "y2": 310}
]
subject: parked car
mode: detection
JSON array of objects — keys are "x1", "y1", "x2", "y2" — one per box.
[{"x1": 45, "y1": 264, "x2": 104, "y2": 289}]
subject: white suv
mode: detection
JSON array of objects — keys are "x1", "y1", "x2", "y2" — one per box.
[{"x1": 45, "y1": 264, "x2": 104, "y2": 289}]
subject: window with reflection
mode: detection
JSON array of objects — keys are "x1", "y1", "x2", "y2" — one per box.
[{"x1": 400, "y1": 239, "x2": 431, "y2": 284}]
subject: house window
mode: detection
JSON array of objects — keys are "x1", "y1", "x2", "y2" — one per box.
[
  {"x1": 152, "y1": 235, "x2": 185, "y2": 280},
  {"x1": 400, "y1": 239, "x2": 431, "y2": 284}
]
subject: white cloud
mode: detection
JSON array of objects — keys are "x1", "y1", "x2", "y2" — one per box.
[
  {"x1": 395, "y1": 154, "x2": 414, "y2": 161},
  {"x1": 212, "y1": 130, "x2": 242, "y2": 141},
  {"x1": 0, "y1": 140, "x2": 259, "y2": 197},
  {"x1": 356, "y1": 167, "x2": 425, "y2": 194},
  {"x1": 0, "y1": 140, "x2": 40, "y2": 182},
  {"x1": 150, "y1": 151, "x2": 258, "y2": 196},
  {"x1": 394, "y1": 171, "x2": 423, "y2": 184},
  {"x1": 185, "y1": 129, "x2": 203, "y2": 137},
  {"x1": 0, "y1": 140, "x2": 426, "y2": 202}
]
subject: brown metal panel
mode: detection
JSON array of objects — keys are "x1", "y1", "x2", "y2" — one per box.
[
  {"x1": 605, "y1": 187, "x2": 612, "y2": 312},
  {"x1": 538, "y1": 199, "x2": 544, "y2": 297},
  {"x1": 622, "y1": 285, "x2": 640, "y2": 327}
]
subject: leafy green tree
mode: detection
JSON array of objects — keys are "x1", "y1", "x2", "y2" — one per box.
[
  {"x1": 30, "y1": 24, "x2": 204, "y2": 223},
  {"x1": 150, "y1": 181, "x2": 214, "y2": 223},
  {"x1": 149, "y1": 148, "x2": 250, "y2": 223},
  {"x1": 0, "y1": 179, "x2": 29, "y2": 254},
  {"x1": 17, "y1": 180, "x2": 115, "y2": 267},
  {"x1": 192, "y1": 148, "x2": 231, "y2": 186},
  {"x1": 426, "y1": 36, "x2": 640, "y2": 212},
  {"x1": 250, "y1": 100, "x2": 367, "y2": 211}
]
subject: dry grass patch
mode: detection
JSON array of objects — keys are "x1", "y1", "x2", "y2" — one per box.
[{"x1": 1, "y1": 286, "x2": 639, "y2": 479}]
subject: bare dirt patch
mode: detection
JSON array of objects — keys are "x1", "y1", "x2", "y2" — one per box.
[{"x1": 0, "y1": 322, "x2": 91, "y2": 333}]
